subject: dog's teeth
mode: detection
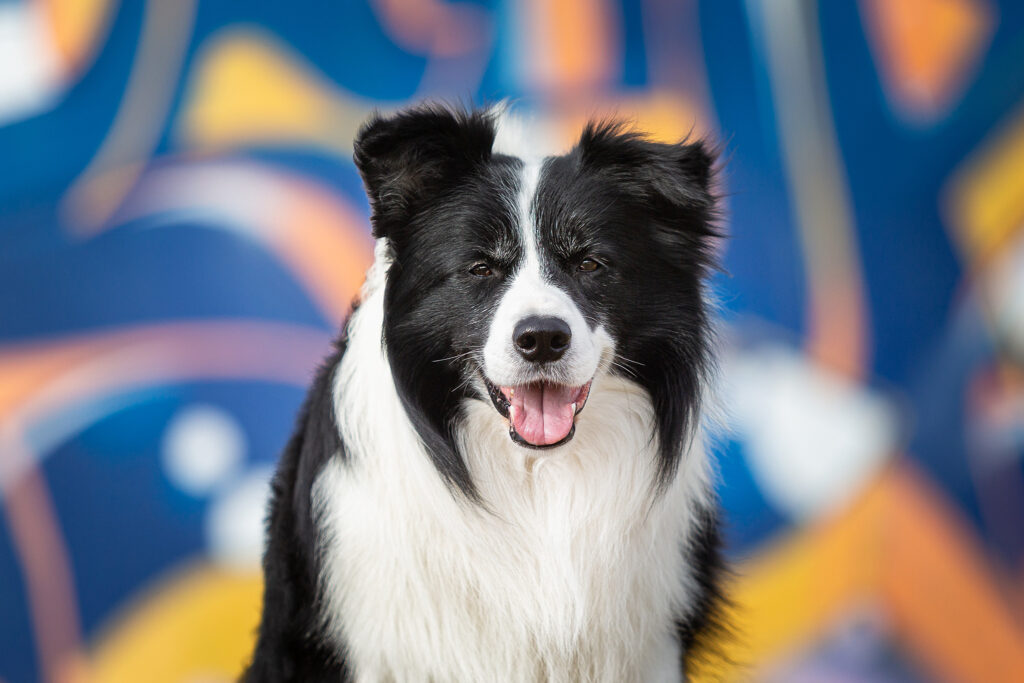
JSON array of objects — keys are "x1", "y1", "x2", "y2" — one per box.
[{"x1": 571, "y1": 402, "x2": 577, "y2": 413}]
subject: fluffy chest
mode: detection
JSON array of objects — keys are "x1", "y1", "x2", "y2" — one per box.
[{"x1": 315, "y1": 366, "x2": 709, "y2": 682}]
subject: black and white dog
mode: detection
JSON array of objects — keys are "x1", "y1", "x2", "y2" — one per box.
[{"x1": 245, "y1": 104, "x2": 726, "y2": 682}]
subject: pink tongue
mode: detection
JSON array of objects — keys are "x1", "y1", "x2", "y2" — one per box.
[{"x1": 508, "y1": 383, "x2": 577, "y2": 446}]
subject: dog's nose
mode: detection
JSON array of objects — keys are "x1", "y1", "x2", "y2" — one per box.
[{"x1": 513, "y1": 316, "x2": 571, "y2": 363}]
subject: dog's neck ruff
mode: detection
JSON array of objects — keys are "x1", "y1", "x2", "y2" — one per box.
[{"x1": 314, "y1": 241, "x2": 713, "y2": 683}]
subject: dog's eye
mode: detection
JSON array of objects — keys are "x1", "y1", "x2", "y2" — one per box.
[
  {"x1": 469, "y1": 263, "x2": 494, "y2": 277},
  {"x1": 578, "y1": 258, "x2": 601, "y2": 273}
]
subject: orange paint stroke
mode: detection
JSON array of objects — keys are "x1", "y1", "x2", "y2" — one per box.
[
  {"x1": 549, "y1": 90, "x2": 710, "y2": 151},
  {"x1": 274, "y1": 184, "x2": 375, "y2": 324},
  {"x1": 882, "y1": 465, "x2": 1024, "y2": 683},
  {"x1": 713, "y1": 464, "x2": 1024, "y2": 681},
  {"x1": 1, "y1": 449, "x2": 83, "y2": 683},
  {"x1": 38, "y1": 0, "x2": 115, "y2": 74},
  {"x1": 0, "y1": 320, "x2": 331, "y2": 434},
  {"x1": 861, "y1": 0, "x2": 995, "y2": 122},
  {"x1": 521, "y1": 0, "x2": 620, "y2": 95},
  {"x1": 371, "y1": 0, "x2": 491, "y2": 57},
  {"x1": 103, "y1": 160, "x2": 374, "y2": 326}
]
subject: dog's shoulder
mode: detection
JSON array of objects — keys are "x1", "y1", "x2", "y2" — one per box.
[{"x1": 244, "y1": 339, "x2": 353, "y2": 682}]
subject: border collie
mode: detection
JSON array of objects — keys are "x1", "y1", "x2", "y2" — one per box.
[{"x1": 245, "y1": 104, "x2": 726, "y2": 682}]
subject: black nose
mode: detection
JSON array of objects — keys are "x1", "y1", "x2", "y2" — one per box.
[{"x1": 513, "y1": 316, "x2": 571, "y2": 363}]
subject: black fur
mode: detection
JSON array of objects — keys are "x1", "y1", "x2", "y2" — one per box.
[
  {"x1": 676, "y1": 508, "x2": 732, "y2": 678},
  {"x1": 245, "y1": 104, "x2": 727, "y2": 681},
  {"x1": 536, "y1": 121, "x2": 720, "y2": 485},
  {"x1": 354, "y1": 105, "x2": 521, "y2": 499},
  {"x1": 244, "y1": 342, "x2": 352, "y2": 682}
]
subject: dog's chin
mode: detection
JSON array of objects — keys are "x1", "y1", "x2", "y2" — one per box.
[{"x1": 483, "y1": 376, "x2": 592, "y2": 450}]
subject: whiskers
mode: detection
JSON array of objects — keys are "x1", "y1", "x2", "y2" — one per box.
[
  {"x1": 610, "y1": 355, "x2": 644, "y2": 380},
  {"x1": 450, "y1": 371, "x2": 480, "y2": 395},
  {"x1": 433, "y1": 350, "x2": 477, "y2": 364},
  {"x1": 434, "y1": 348, "x2": 486, "y2": 395}
]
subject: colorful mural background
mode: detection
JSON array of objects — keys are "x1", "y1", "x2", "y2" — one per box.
[{"x1": 1, "y1": 0, "x2": 1022, "y2": 681}]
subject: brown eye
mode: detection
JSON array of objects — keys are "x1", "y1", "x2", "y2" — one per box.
[
  {"x1": 470, "y1": 263, "x2": 493, "y2": 277},
  {"x1": 578, "y1": 258, "x2": 601, "y2": 272}
]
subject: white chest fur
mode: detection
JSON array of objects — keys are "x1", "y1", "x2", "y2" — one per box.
[{"x1": 314, "y1": 262, "x2": 712, "y2": 683}]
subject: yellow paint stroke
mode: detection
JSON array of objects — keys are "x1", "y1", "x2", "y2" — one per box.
[
  {"x1": 945, "y1": 104, "x2": 1024, "y2": 264},
  {"x1": 59, "y1": 0, "x2": 197, "y2": 234},
  {"x1": 87, "y1": 562, "x2": 263, "y2": 683},
  {"x1": 177, "y1": 29, "x2": 371, "y2": 156}
]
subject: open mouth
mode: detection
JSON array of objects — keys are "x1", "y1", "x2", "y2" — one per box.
[{"x1": 484, "y1": 377, "x2": 592, "y2": 449}]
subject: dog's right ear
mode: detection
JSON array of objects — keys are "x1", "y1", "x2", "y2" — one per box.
[{"x1": 353, "y1": 105, "x2": 496, "y2": 238}]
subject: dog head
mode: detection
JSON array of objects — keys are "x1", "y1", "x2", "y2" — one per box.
[{"x1": 354, "y1": 104, "x2": 719, "y2": 497}]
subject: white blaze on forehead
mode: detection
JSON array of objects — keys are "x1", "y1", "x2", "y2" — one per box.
[
  {"x1": 516, "y1": 158, "x2": 543, "y2": 276},
  {"x1": 491, "y1": 106, "x2": 548, "y2": 279},
  {"x1": 490, "y1": 105, "x2": 562, "y2": 158},
  {"x1": 490, "y1": 106, "x2": 530, "y2": 157}
]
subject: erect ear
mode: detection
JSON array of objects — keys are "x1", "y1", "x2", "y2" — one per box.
[
  {"x1": 577, "y1": 120, "x2": 718, "y2": 225},
  {"x1": 353, "y1": 105, "x2": 496, "y2": 238}
]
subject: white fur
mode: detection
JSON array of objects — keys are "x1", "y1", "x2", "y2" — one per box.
[{"x1": 316, "y1": 237, "x2": 714, "y2": 682}]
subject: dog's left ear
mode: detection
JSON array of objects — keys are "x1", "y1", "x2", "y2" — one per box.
[
  {"x1": 578, "y1": 122, "x2": 718, "y2": 238},
  {"x1": 353, "y1": 105, "x2": 495, "y2": 238}
]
